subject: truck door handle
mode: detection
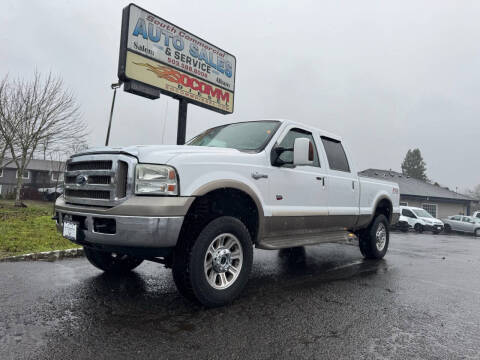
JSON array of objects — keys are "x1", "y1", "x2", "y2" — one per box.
[
  {"x1": 252, "y1": 172, "x2": 268, "y2": 180},
  {"x1": 316, "y1": 176, "x2": 325, "y2": 186}
]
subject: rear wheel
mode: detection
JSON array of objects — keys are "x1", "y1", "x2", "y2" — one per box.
[
  {"x1": 83, "y1": 247, "x2": 143, "y2": 274},
  {"x1": 414, "y1": 223, "x2": 424, "y2": 233},
  {"x1": 475, "y1": 229, "x2": 480, "y2": 237},
  {"x1": 359, "y1": 214, "x2": 389, "y2": 259},
  {"x1": 172, "y1": 216, "x2": 253, "y2": 307}
]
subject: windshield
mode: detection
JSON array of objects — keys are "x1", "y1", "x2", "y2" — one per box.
[
  {"x1": 413, "y1": 209, "x2": 433, "y2": 218},
  {"x1": 187, "y1": 121, "x2": 280, "y2": 151}
]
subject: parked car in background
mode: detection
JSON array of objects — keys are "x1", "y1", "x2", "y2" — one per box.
[
  {"x1": 443, "y1": 215, "x2": 480, "y2": 237},
  {"x1": 400, "y1": 206, "x2": 444, "y2": 234},
  {"x1": 38, "y1": 186, "x2": 64, "y2": 201},
  {"x1": 392, "y1": 214, "x2": 410, "y2": 232},
  {"x1": 473, "y1": 211, "x2": 480, "y2": 220}
]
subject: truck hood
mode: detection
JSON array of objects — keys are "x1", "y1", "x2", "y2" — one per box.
[{"x1": 74, "y1": 145, "x2": 240, "y2": 164}]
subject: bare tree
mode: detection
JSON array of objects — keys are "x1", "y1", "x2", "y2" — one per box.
[
  {"x1": 0, "y1": 76, "x2": 20, "y2": 173},
  {"x1": 0, "y1": 133, "x2": 8, "y2": 169},
  {"x1": 68, "y1": 140, "x2": 89, "y2": 156},
  {"x1": 45, "y1": 139, "x2": 88, "y2": 202},
  {"x1": 47, "y1": 149, "x2": 66, "y2": 208},
  {"x1": 0, "y1": 71, "x2": 87, "y2": 206}
]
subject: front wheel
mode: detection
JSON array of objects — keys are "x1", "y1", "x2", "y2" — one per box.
[
  {"x1": 359, "y1": 214, "x2": 389, "y2": 259},
  {"x1": 475, "y1": 229, "x2": 480, "y2": 237},
  {"x1": 83, "y1": 247, "x2": 143, "y2": 274},
  {"x1": 172, "y1": 216, "x2": 253, "y2": 307},
  {"x1": 414, "y1": 223, "x2": 424, "y2": 233},
  {"x1": 444, "y1": 224, "x2": 452, "y2": 234}
]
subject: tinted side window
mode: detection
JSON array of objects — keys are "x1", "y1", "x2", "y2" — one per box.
[
  {"x1": 321, "y1": 137, "x2": 350, "y2": 172},
  {"x1": 277, "y1": 128, "x2": 320, "y2": 167},
  {"x1": 402, "y1": 209, "x2": 415, "y2": 218}
]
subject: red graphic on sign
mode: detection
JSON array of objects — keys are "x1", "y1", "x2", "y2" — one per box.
[{"x1": 133, "y1": 62, "x2": 230, "y2": 103}]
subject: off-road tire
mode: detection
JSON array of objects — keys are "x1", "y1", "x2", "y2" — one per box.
[
  {"x1": 172, "y1": 216, "x2": 253, "y2": 307},
  {"x1": 172, "y1": 232, "x2": 197, "y2": 302},
  {"x1": 83, "y1": 247, "x2": 143, "y2": 274},
  {"x1": 359, "y1": 214, "x2": 389, "y2": 259}
]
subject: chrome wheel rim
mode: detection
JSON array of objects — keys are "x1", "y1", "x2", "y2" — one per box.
[
  {"x1": 204, "y1": 233, "x2": 243, "y2": 290},
  {"x1": 376, "y1": 223, "x2": 387, "y2": 251}
]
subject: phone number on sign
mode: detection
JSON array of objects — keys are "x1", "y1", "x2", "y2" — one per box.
[{"x1": 167, "y1": 58, "x2": 210, "y2": 79}]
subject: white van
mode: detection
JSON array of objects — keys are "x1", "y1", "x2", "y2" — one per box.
[{"x1": 400, "y1": 206, "x2": 444, "y2": 234}]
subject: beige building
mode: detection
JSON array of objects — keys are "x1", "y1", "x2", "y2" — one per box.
[{"x1": 360, "y1": 169, "x2": 475, "y2": 220}]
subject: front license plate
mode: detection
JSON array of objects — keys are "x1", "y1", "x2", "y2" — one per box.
[{"x1": 63, "y1": 221, "x2": 77, "y2": 241}]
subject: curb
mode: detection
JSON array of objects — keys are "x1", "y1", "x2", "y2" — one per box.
[{"x1": 0, "y1": 248, "x2": 84, "y2": 262}]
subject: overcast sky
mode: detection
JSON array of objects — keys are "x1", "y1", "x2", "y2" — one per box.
[{"x1": 1, "y1": 0, "x2": 479, "y2": 191}]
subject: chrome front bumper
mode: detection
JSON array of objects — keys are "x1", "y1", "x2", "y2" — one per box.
[
  {"x1": 57, "y1": 211, "x2": 183, "y2": 248},
  {"x1": 55, "y1": 211, "x2": 184, "y2": 248},
  {"x1": 54, "y1": 195, "x2": 193, "y2": 248}
]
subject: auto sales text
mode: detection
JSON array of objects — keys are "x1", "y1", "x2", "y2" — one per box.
[{"x1": 132, "y1": 17, "x2": 233, "y2": 79}]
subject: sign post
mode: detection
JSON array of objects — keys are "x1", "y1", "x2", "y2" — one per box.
[
  {"x1": 177, "y1": 99, "x2": 188, "y2": 145},
  {"x1": 105, "y1": 82, "x2": 122, "y2": 146},
  {"x1": 117, "y1": 4, "x2": 236, "y2": 144}
]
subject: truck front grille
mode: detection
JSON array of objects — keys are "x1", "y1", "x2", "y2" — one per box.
[
  {"x1": 65, "y1": 175, "x2": 111, "y2": 185},
  {"x1": 65, "y1": 189, "x2": 110, "y2": 199},
  {"x1": 63, "y1": 154, "x2": 136, "y2": 207},
  {"x1": 67, "y1": 160, "x2": 112, "y2": 171}
]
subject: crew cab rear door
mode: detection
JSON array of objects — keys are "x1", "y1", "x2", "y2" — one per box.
[{"x1": 318, "y1": 136, "x2": 359, "y2": 229}]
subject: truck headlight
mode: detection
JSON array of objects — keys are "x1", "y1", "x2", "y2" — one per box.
[{"x1": 135, "y1": 164, "x2": 178, "y2": 195}]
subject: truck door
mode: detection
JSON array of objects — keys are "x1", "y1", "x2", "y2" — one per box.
[
  {"x1": 319, "y1": 136, "x2": 359, "y2": 229},
  {"x1": 265, "y1": 127, "x2": 329, "y2": 238}
]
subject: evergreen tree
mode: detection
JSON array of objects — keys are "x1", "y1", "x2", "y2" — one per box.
[{"x1": 401, "y1": 149, "x2": 428, "y2": 181}]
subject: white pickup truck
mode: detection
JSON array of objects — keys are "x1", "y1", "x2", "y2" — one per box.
[{"x1": 54, "y1": 119, "x2": 400, "y2": 306}]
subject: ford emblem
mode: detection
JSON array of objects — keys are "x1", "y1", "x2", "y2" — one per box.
[{"x1": 76, "y1": 175, "x2": 88, "y2": 186}]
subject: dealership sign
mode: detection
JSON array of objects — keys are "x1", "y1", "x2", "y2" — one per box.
[{"x1": 118, "y1": 4, "x2": 236, "y2": 114}]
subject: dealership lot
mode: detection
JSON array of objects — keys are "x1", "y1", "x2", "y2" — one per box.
[{"x1": 1, "y1": 232, "x2": 480, "y2": 359}]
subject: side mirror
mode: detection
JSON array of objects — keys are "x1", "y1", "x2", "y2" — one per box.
[{"x1": 293, "y1": 138, "x2": 314, "y2": 166}]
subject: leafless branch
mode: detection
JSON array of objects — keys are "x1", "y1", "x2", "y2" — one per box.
[{"x1": 0, "y1": 71, "x2": 87, "y2": 206}]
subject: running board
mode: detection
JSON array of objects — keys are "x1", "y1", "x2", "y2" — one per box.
[{"x1": 257, "y1": 231, "x2": 358, "y2": 250}]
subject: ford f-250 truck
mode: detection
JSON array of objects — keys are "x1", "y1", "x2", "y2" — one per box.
[{"x1": 54, "y1": 119, "x2": 400, "y2": 307}]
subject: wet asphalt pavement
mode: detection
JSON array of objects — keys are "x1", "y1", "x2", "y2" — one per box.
[{"x1": 1, "y1": 232, "x2": 480, "y2": 359}]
